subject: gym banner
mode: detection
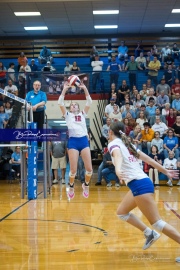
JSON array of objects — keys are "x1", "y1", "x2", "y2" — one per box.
[
  {"x1": 41, "y1": 73, "x2": 89, "y2": 95},
  {"x1": 0, "y1": 128, "x2": 68, "y2": 141}
]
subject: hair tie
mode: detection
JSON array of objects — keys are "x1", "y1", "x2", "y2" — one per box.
[{"x1": 119, "y1": 130, "x2": 125, "y2": 135}]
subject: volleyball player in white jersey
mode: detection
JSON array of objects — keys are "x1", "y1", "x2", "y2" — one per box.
[
  {"x1": 58, "y1": 82, "x2": 93, "y2": 199},
  {"x1": 108, "y1": 121, "x2": 180, "y2": 261}
]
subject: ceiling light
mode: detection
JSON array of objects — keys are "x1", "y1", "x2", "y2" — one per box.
[
  {"x1": 53, "y1": 121, "x2": 66, "y2": 123},
  {"x1": 93, "y1": 10, "x2": 119, "y2": 15},
  {"x1": 15, "y1": 12, "x2": 41, "y2": 16},
  {"x1": 165, "y1": 24, "x2": 180, "y2": 27},
  {"x1": 24, "y1": 27, "x2": 48, "y2": 30},
  {"x1": 172, "y1": 9, "x2": 180, "y2": 13},
  {"x1": 94, "y1": 25, "x2": 118, "y2": 29}
]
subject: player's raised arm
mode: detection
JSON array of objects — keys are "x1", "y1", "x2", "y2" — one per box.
[
  {"x1": 58, "y1": 82, "x2": 70, "y2": 115},
  {"x1": 79, "y1": 83, "x2": 92, "y2": 114}
]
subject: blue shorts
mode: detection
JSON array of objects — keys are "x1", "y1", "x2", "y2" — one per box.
[
  {"x1": 127, "y1": 178, "x2": 154, "y2": 197},
  {"x1": 68, "y1": 136, "x2": 89, "y2": 152}
]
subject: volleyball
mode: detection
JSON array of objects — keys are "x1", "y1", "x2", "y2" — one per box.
[{"x1": 68, "y1": 75, "x2": 81, "y2": 87}]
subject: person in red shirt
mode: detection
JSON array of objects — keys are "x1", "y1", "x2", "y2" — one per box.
[
  {"x1": 166, "y1": 108, "x2": 176, "y2": 128},
  {"x1": 171, "y1": 78, "x2": 180, "y2": 100}
]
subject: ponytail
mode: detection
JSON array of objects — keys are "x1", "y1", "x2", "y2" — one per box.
[{"x1": 110, "y1": 121, "x2": 139, "y2": 159}]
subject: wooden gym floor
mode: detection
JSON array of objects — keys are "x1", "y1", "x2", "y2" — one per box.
[{"x1": 1, "y1": 177, "x2": 180, "y2": 270}]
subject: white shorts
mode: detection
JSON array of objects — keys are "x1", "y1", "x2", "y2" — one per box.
[{"x1": 51, "y1": 156, "x2": 66, "y2": 169}]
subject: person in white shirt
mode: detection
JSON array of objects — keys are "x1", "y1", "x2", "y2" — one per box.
[
  {"x1": 152, "y1": 116, "x2": 168, "y2": 138},
  {"x1": 58, "y1": 82, "x2": 92, "y2": 200},
  {"x1": 91, "y1": 54, "x2": 103, "y2": 92},
  {"x1": 4, "y1": 79, "x2": 18, "y2": 95},
  {"x1": 107, "y1": 121, "x2": 180, "y2": 261},
  {"x1": 135, "y1": 52, "x2": 146, "y2": 69},
  {"x1": 64, "y1": 60, "x2": 73, "y2": 75},
  {"x1": 109, "y1": 104, "x2": 122, "y2": 122},
  {"x1": 19, "y1": 60, "x2": 31, "y2": 79},
  {"x1": 104, "y1": 98, "x2": 116, "y2": 117},
  {"x1": 161, "y1": 45, "x2": 171, "y2": 62},
  {"x1": 163, "y1": 151, "x2": 177, "y2": 187},
  {"x1": 7, "y1": 63, "x2": 16, "y2": 83}
]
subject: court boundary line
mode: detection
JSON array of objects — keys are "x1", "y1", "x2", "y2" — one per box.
[{"x1": 0, "y1": 191, "x2": 43, "y2": 222}]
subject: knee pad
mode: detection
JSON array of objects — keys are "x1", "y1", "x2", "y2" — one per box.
[
  {"x1": 117, "y1": 213, "x2": 131, "y2": 221},
  {"x1": 85, "y1": 170, "x2": 93, "y2": 177},
  {"x1": 69, "y1": 171, "x2": 76, "y2": 178},
  {"x1": 152, "y1": 219, "x2": 167, "y2": 232}
]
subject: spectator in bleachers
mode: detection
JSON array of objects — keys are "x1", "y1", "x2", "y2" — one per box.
[
  {"x1": 146, "y1": 99, "x2": 157, "y2": 118},
  {"x1": 149, "y1": 107, "x2": 166, "y2": 126},
  {"x1": 118, "y1": 80, "x2": 130, "y2": 102},
  {"x1": 163, "y1": 151, "x2": 177, "y2": 187},
  {"x1": 166, "y1": 108, "x2": 176, "y2": 128},
  {"x1": 107, "y1": 55, "x2": 121, "y2": 88},
  {"x1": 122, "y1": 102, "x2": 136, "y2": 119},
  {"x1": 125, "y1": 56, "x2": 143, "y2": 90},
  {"x1": 133, "y1": 93, "x2": 145, "y2": 109},
  {"x1": 151, "y1": 45, "x2": 160, "y2": 58},
  {"x1": 4, "y1": 79, "x2": 18, "y2": 95},
  {"x1": 118, "y1": 40, "x2": 128, "y2": 60},
  {"x1": 11, "y1": 146, "x2": 21, "y2": 180},
  {"x1": 120, "y1": 97, "x2": 133, "y2": 112},
  {"x1": 172, "y1": 115, "x2": 180, "y2": 143},
  {"x1": 38, "y1": 46, "x2": 53, "y2": 64},
  {"x1": 151, "y1": 131, "x2": 164, "y2": 156},
  {"x1": 5, "y1": 102, "x2": 12, "y2": 118},
  {"x1": 109, "y1": 83, "x2": 118, "y2": 101},
  {"x1": 64, "y1": 60, "x2": 72, "y2": 74},
  {"x1": 91, "y1": 54, "x2": 103, "y2": 92},
  {"x1": 139, "y1": 84, "x2": 149, "y2": 100},
  {"x1": 161, "y1": 44, "x2": 171, "y2": 62},
  {"x1": 163, "y1": 128, "x2": 179, "y2": 160},
  {"x1": 172, "y1": 43, "x2": 180, "y2": 60},
  {"x1": 129, "y1": 124, "x2": 142, "y2": 150},
  {"x1": 136, "y1": 111, "x2": 148, "y2": 130},
  {"x1": 145, "y1": 51, "x2": 153, "y2": 67},
  {"x1": 104, "y1": 98, "x2": 116, "y2": 118},
  {"x1": 109, "y1": 104, "x2": 122, "y2": 122},
  {"x1": 90, "y1": 46, "x2": 98, "y2": 63},
  {"x1": 136, "y1": 104, "x2": 149, "y2": 120},
  {"x1": 42, "y1": 61, "x2": 56, "y2": 72},
  {"x1": 145, "y1": 88, "x2": 157, "y2": 105},
  {"x1": 70, "y1": 61, "x2": 80, "y2": 73},
  {"x1": 152, "y1": 116, "x2": 168, "y2": 138},
  {"x1": 149, "y1": 145, "x2": 162, "y2": 185},
  {"x1": 18, "y1": 52, "x2": 27, "y2": 71},
  {"x1": 0, "y1": 62, "x2": 7, "y2": 89},
  {"x1": 141, "y1": 122, "x2": 154, "y2": 154},
  {"x1": 156, "y1": 90, "x2": 169, "y2": 110},
  {"x1": 163, "y1": 65, "x2": 173, "y2": 87},
  {"x1": 146, "y1": 78, "x2": 153, "y2": 90},
  {"x1": 147, "y1": 56, "x2": 161, "y2": 87},
  {"x1": 156, "y1": 78, "x2": 171, "y2": 97},
  {"x1": 7, "y1": 63, "x2": 16, "y2": 83},
  {"x1": 0, "y1": 105, "x2": 9, "y2": 128},
  {"x1": 162, "y1": 103, "x2": 170, "y2": 116},
  {"x1": 171, "y1": 78, "x2": 180, "y2": 100},
  {"x1": 172, "y1": 93, "x2": 180, "y2": 113},
  {"x1": 122, "y1": 117, "x2": 133, "y2": 136},
  {"x1": 29, "y1": 59, "x2": 38, "y2": 78},
  {"x1": 135, "y1": 52, "x2": 146, "y2": 69},
  {"x1": 95, "y1": 161, "x2": 104, "y2": 186},
  {"x1": 100, "y1": 118, "x2": 111, "y2": 147},
  {"x1": 130, "y1": 85, "x2": 138, "y2": 102},
  {"x1": 19, "y1": 59, "x2": 31, "y2": 78},
  {"x1": 134, "y1": 41, "x2": 143, "y2": 58},
  {"x1": 164, "y1": 53, "x2": 175, "y2": 69},
  {"x1": 101, "y1": 150, "x2": 120, "y2": 187}
]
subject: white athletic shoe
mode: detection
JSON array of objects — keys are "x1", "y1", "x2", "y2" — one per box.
[
  {"x1": 143, "y1": 230, "x2": 161, "y2": 250},
  {"x1": 175, "y1": 257, "x2": 180, "y2": 262},
  {"x1": 167, "y1": 180, "x2": 173, "y2": 187},
  {"x1": 115, "y1": 183, "x2": 120, "y2": 187},
  {"x1": 107, "y1": 182, "x2": 112, "y2": 187},
  {"x1": 177, "y1": 180, "x2": 180, "y2": 186},
  {"x1": 52, "y1": 179, "x2": 58, "y2": 184},
  {"x1": 82, "y1": 183, "x2": 89, "y2": 198},
  {"x1": 61, "y1": 179, "x2": 66, "y2": 184}
]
